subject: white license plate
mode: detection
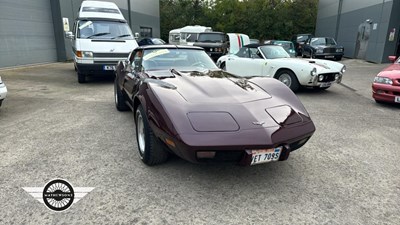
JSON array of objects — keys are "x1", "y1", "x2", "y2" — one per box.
[
  {"x1": 103, "y1": 65, "x2": 116, "y2": 71},
  {"x1": 325, "y1": 55, "x2": 334, "y2": 58},
  {"x1": 250, "y1": 147, "x2": 282, "y2": 165},
  {"x1": 395, "y1": 96, "x2": 400, "y2": 103},
  {"x1": 320, "y1": 82, "x2": 332, "y2": 88}
]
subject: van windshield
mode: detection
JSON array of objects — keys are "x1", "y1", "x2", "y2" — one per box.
[{"x1": 78, "y1": 20, "x2": 133, "y2": 40}]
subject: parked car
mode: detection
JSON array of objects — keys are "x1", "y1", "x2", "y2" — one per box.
[
  {"x1": 137, "y1": 37, "x2": 166, "y2": 46},
  {"x1": 114, "y1": 45, "x2": 315, "y2": 166},
  {"x1": 302, "y1": 37, "x2": 344, "y2": 60},
  {"x1": 291, "y1": 33, "x2": 313, "y2": 56},
  {"x1": 193, "y1": 32, "x2": 228, "y2": 62},
  {"x1": 264, "y1": 40, "x2": 296, "y2": 57},
  {"x1": 372, "y1": 55, "x2": 400, "y2": 104},
  {"x1": 216, "y1": 44, "x2": 346, "y2": 91},
  {"x1": 249, "y1": 38, "x2": 260, "y2": 44},
  {"x1": 0, "y1": 76, "x2": 7, "y2": 107}
]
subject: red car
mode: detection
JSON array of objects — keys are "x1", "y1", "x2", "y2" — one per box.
[{"x1": 372, "y1": 56, "x2": 400, "y2": 104}]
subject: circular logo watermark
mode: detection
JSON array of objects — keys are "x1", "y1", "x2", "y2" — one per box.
[{"x1": 42, "y1": 179, "x2": 75, "y2": 211}]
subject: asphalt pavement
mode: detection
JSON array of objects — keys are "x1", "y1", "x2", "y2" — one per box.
[{"x1": 0, "y1": 59, "x2": 399, "y2": 224}]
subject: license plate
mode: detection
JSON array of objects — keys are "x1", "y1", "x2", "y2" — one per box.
[
  {"x1": 103, "y1": 65, "x2": 116, "y2": 71},
  {"x1": 395, "y1": 96, "x2": 400, "y2": 103},
  {"x1": 320, "y1": 82, "x2": 332, "y2": 88},
  {"x1": 250, "y1": 147, "x2": 282, "y2": 165},
  {"x1": 325, "y1": 55, "x2": 334, "y2": 58}
]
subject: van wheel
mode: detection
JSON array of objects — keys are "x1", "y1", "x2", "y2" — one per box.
[
  {"x1": 0, "y1": 99, "x2": 3, "y2": 107},
  {"x1": 78, "y1": 73, "x2": 86, "y2": 83}
]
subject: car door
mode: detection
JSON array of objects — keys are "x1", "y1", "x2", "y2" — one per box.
[
  {"x1": 123, "y1": 49, "x2": 143, "y2": 100},
  {"x1": 226, "y1": 47, "x2": 264, "y2": 76}
]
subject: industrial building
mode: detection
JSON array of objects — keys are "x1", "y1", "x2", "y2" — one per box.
[
  {"x1": 0, "y1": 0, "x2": 160, "y2": 68},
  {"x1": 315, "y1": 0, "x2": 400, "y2": 63}
]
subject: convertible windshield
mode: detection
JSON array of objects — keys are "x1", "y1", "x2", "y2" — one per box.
[
  {"x1": 142, "y1": 48, "x2": 219, "y2": 71},
  {"x1": 197, "y1": 33, "x2": 225, "y2": 42},
  {"x1": 259, "y1": 46, "x2": 290, "y2": 59},
  {"x1": 78, "y1": 20, "x2": 133, "y2": 39},
  {"x1": 310, "y1": 37, "x2": 337, "y2": 46}
]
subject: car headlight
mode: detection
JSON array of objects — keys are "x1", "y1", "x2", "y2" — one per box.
[
  {"x1": 310, "y1": 68, "x2": 317, "y2": 76},
  {"x1": 318, "y1": 74, "x2": 324, "y2": 81},
  {"x1": 341, "y1": 66, "x2": 346, "y2": 73},
  {"x1": 336, "y1": 48, "x2": 343, "y2": 53},
  {"x1": 374, "y1": 76, "x2": 393, "y2": 85},
  {"x1": 316, "y1": 49, "x2": 323, "y2": 53},
  {"x1": 76, "y1": 51, "x2": 93, "y2": 58}
]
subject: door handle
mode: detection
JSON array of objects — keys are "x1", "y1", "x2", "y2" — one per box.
[{"x1": 228, "y1": 58, "x2": 235, "y2": 61}]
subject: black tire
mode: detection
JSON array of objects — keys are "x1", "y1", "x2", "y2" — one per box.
[
  {"x1": 114, "y1": 78, "x2": 129, "y2": 111},
  {"x1": 375, "y1": 99, "x2": 384, "y2": 104},
  {"x1": 335, "y1": 56, "x2": 342, "y2": 61},
  {"x1": 0, "y1": 99, "x2": 3, "y2": 107},
  {"x1": 275, "y1": 70, "x2": 300, "y2": 92},
  {"x1": 135, "y1": 105, "x2": 169, "y2": 166},
  {"x1": 310, "y1": 51, "x2": 316, "y2": 59},
  {"x1": 77, "y1": 72, "x2": 86, "y2": 83}
]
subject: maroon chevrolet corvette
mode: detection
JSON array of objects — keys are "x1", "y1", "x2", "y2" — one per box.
[{"x1": 114, "y1": 45, "x2": 315, "y2": 166}]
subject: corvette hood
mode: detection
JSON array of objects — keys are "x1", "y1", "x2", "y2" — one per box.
[{"x1": 148, "y1": 70, "x2": 271, "y2": 103}]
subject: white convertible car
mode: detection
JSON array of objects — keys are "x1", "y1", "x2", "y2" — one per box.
[
  {"x1": 216, "y1": 44, "x2": 346, "y2": 91},
  {"x1": 0, "y1": 76, "x2": 7, "y2": 107}
]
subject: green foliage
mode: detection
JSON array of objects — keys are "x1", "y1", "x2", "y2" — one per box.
[{"x1": 160, "y1": 0, "x2": 318, "y2": 42}]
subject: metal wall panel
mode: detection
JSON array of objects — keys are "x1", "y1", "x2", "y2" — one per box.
[
  {"x1": 316, "y1": 0, "x2": 397, "y2": 63},
  {"x1": 0, "y1": 0, "x2": 57, "y2": 68}
]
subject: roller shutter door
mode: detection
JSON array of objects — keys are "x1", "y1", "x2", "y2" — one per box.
[{"x1": 0, "y1": 0, "x2": 57, "y2": 68}]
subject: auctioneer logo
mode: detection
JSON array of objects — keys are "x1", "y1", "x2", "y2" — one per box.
[{"x1": 23, "y1": 179, "x2": 94, "y2": 212}]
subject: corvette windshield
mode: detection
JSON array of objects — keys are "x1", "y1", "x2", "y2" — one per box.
[
  {"x1": 142, "y1": 48, "x2": 219, "y2": 71},
  {"x1": 259, "y1": 46, "x2": 290, "y2": 59}
]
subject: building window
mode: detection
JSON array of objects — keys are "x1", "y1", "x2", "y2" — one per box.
[{"x1": 140, "y1": 27, "x2": 152, "y2": 38}]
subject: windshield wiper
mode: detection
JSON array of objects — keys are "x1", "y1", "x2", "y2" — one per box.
[
  {"x1": 112, "y1": 34, "x2": 131, "y2": 39},
  {"x1": 87, "y1": 32, "x2": 110, "y2": 39}
]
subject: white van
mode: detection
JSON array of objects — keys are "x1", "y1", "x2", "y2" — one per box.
[
  {"x1": 66, "y1": 1, "x2": 138, "y2": 83},
  {"x1": 168, "y1": 28, "x2": 181, "y2": 45},
  {"x1": 176, "y1": 25, "x2": 212, "y2": 46}
]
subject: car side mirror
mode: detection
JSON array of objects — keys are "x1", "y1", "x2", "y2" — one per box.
[
  {"x1": 65, "y1": 31, "x2": 74, "y2": 39},
  {"x1": 134, "y1": 33, "x2": 140, "y2": 40},
  {"x1": 388, "y1": 56, "x2": 397, "y2": 62}
]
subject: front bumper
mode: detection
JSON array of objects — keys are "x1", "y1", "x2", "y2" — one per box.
[
  {"x1": 0, "y1": 84, "x2": 7, "y2": 100},
  {"x1": 314, "y1": 52, "x2": 343, "y2": 59},
  {"x1": 159, "y1": 121, "x2": 315, "y2": 166},
  {"x1": 372, "y1": 83, "x2": 400, "y2": 103},
  {"x1": 306, "y1": 72, "x2": 343, "y2": 87},
  {"x1": 75, "y1": 62, "x2": 117, "y2": 75}
]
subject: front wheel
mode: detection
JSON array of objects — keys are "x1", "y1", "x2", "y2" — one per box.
[
  {"x1": 0, "y1": 99, "x2": 3, "y2": 107},
  {"x1": 275, "y1": 70, "x2": 300, "y2": 92},
  {"x1": 335, "y1": 56, "x2": 342, "y2": 61},
  {"x1": 135, "y1": 105, "x2": 169, "y2": 166},
  {"x1": 114, "y1": 78, "x2": 129, "y2": 111}
]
